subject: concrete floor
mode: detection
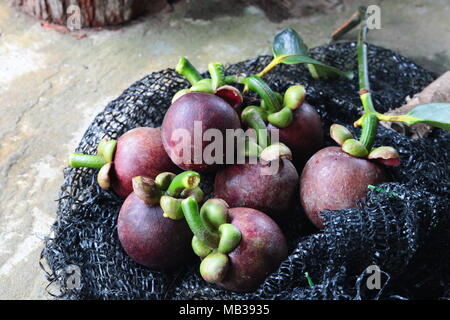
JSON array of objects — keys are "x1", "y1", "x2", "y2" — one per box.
[{"x1": 0, "y1": 0, "x2": 449, "y2": 299}]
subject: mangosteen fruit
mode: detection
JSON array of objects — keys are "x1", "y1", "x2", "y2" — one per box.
[
  {"x1": 181, "y1": 198, "x2": 288, "y2": 292},
  {"x1": 214, "y1": 156, "x2": 298, "y2": 218},
  {"x1": 161, "y1": 92, "x2": 241, "y2": 172},
  {"x1": 118, "y1": 171, "x2": 202, "y2": 269},
  {"x1": 300, "y1": 146, "x2": 389, "y2": 229}
]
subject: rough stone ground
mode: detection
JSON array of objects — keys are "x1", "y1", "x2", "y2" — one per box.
[{"x1": 0, "y1": 0, "x2": 449, "y2": 299}]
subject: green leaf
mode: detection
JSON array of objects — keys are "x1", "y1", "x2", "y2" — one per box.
[
  {"x1": 272, "y1": 28, "x2": 353, "y2": 80},
  {"x1": 273, "y1": 28, "x2": 309, "y2": 62},
  {"x1": 278, "y1": 54, "x2": 353, "y2": 79},
  {"x1": 406, "y1": 102, "x2": 450, "y2": 131}
]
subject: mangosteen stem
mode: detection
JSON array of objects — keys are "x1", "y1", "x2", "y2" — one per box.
[
  {"x1": 224, "y1": 74, "x2": 246, "y2": 84},
  {"x1": 356, "y1": 8, "x2": 378, "y2": 151},
  {"x1": 181, "y1": 197, "x2": 220, "y2": 249},
  {"x1": 69, "y1": 153, "x2": 106, "y2": 169},
  {"x1": 256, "y1": 55, "x2": 284, "y2": 78},
  {"x1": 166, "y1": 171, "x2": 201, "y2": 197},
  {"x1": 243, "y1": 76, "x2": 282, "y2": 113},
  {"x1": 208, "y1": 62, "x2": 225, "y2": 90},
  {"x1": 176, "y1": 57, "x2": 203, "y2": 85},
  {"x1": 241, "y1": 107, "x2": 270, "y2": 149}
]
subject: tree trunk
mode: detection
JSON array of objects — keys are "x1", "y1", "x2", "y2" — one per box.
[{"x1": 9, "y1": 0, "x2": 169, "y2": 28}]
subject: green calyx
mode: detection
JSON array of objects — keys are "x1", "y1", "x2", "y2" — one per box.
[
  {"x1": 97, "y1": 139, "x2": 117, "y2": 163},
  {"x1": 160, "y1": 195, "x2": 184, "y2": 220},
  {"x1": 240, "y1": 77, "x2": 307, "y2": 129},
  {"x1": 244, "y1": 136, "x2": 263, "y2": 158},
  {"x1": 342, "y1": 138, "x2": 369, "y2": 158},
  {"x1": 132, "y1": 176, "x2": 162, "y2": 206},
  {"x1": 260, "y1": 142, "x2": 293, "y2": 162},
  {"x1": 283, "y1": 85, "x2": 305, "y2": 110},
  {"x1": 217, "y1": 223, "x2": 241, "y2": 254},
  {"x1": 330, "y1": 124, "x2": 354, "y2": 146},
  {"x1": 172, "y1": 88, "x2": 191, "y2": 103},
  {"x1": 267, "y1": 107, "x2": 293, "y2": 128},
  {"x1": 200, "y1": 252, "x2": 230, "y2": 283},
  {"x1": 200, "y1": 198, "x2": 229, "y2": 232},
  {"x1": 243, "y1": 105, "x2": 268, "y2": 121},
  {"x1": 131, "y1": 171, "x2": 204, "y2": 220},
  {"x1": 192, "y1": 236, "x2": 213, "y2": 258},
  {"x1": 97, "y1": 162, "x2": 112, "y2": 190},
  {"x1": 154, "y1": 172, "x2": 176, "y2": 190},
  {"x1": 190, "y1": 78, "x2": 214, "y2": 94},
  {"x1": 180, "y1": 197, "x2": 242, "y2": 284}
]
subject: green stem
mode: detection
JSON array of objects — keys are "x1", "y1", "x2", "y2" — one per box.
[
  {"x1": 267, "y1": 107, "x2": 293, "y2": 128},
  {"x1": 359, "y1": 113, "x2": 378, "y2": 150},
  {"x1": 175, "y1": 57, "x2": 203, "y2": 85},
  {"x1": 181, "y1": 197, "x2": 220, "y2": 248},
  {"x1": 69, "y1": 153, "x2": 106, "y2": 169},
  {"x1": 256, "y1": 56, "x2": 284, "y2": 78},
  {"x1": 208, "y1": 62, "x2": 225, "y2": 90},
  {"x1": 356, "y1": 8, "x2": 378, "y2": 151},
  {"x1": 224, "y1": 74, "x2": 246, "y2": 84},
  {"x1": 243, "y1": 76, "x2": 282, "y2": 113},
  {"x1": 241, "y1": 107, "x2": 270, "y2": 149},
  {"x1": 166, "y1": 171, "x2": 200, "y2": 197}
]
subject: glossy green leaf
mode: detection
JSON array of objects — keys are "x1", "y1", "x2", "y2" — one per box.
[
  {"x1": 272, "y1": 28, "x2": 308, "y2": 62},
  {"x1": 272, "y1": 28, "x2": 353, "y2": 80},
  {"x1": 406, "y1": 103, "x2": 450, "y2": 131}
]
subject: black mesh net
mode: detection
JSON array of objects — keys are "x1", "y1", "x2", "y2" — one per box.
[{"x1": 41, "y1": 42, "x2": 450, "y2": 300}]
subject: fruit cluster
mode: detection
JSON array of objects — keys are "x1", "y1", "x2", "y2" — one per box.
[{"x1": 70, "y1": 18, "x2": 446, "y2": 292}]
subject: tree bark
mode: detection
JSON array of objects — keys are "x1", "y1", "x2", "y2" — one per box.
[{"x1": 9, "y1": 0, "x2": 169, "y2": 28}]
